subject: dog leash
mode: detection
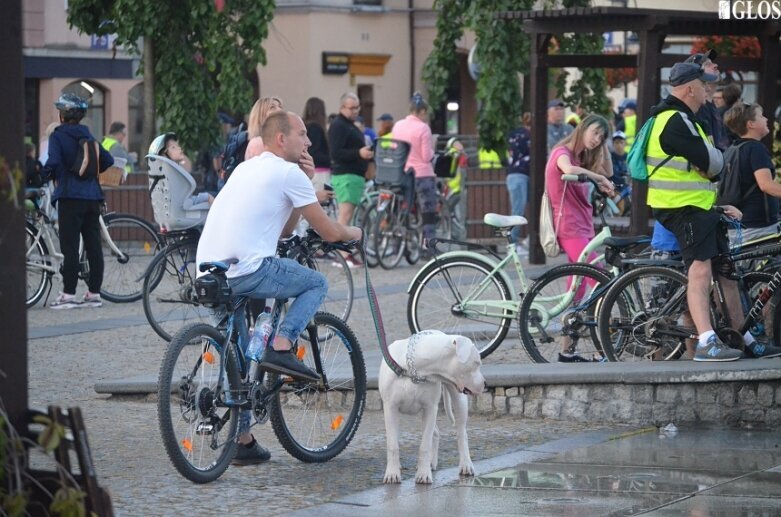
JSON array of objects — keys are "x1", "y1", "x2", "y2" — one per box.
[{"x1": 356, "y1": 239, "x2": 408, "y2": 378}]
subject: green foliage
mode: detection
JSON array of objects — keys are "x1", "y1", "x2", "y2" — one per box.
[
  {"x1": 67, "y1": 0, "x2": 275, "y2": 153},
  {"x1": 422, "y1": 0, "x2": 532, "y2": 154},
  {"x1": 421, "y1": 0, "x2": 466, "y2": 109}
]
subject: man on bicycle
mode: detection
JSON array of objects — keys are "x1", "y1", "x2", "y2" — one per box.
[
  {"x1": 196, "y1": 110, "x2": 362, "y2": 463},
  {"x1": 647, "y1": 62, "x2": 781, "y2": 361}
]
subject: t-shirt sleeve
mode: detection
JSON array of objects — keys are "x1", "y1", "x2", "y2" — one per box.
[
  {"x1": 285, "y1": 165, "x2": 318, "y2": 208},
  {"x1": 748, "y1": 142, "x2": 774, "y2": 175}
]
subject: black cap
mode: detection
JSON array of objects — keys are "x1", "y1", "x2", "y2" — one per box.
[
  {"x1": 547, "y1": 99, "x2": 565, "y2": 109},
  {"x1": 377, "y1": 113, "x2": 393, "y2": 121},
  {"x1": 669, "y1": 62, "x2": 719, "y2": 86},
  {"x1": 685, "y1": 49, "x2": 718, "y2": 66}
]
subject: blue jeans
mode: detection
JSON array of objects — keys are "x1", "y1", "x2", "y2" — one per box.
[
  {"x1": 228, "y1": 257, "x2": 328, "y2": 343},
  {"x1": 506, "y1": 173, "x2": 529, "y2": 244}
]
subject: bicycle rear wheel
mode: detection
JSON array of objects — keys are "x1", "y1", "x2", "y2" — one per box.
[
  {"x1": 26, "y1": 221, "x2": 51, "y2": 308},
  {"x1": 407, "y1": 256, "x2": 514, "y2": 358},
  {"x1": 519, "y1": 263, "x2": 612, "y2": 363},
  {"x1": 143, "y1": 243, "x2": 211, "y2": 341},
  {"x1": 99, "y1": 213, "x2": 160, "y2": 303},
  {"x1": 157, "y1": 323, "x2": 240, "y2": 483},
  {"x1": 375, "y1": 204, "x2": 406, "y2": 270},
  {"x1": 598, "y1": 266, "x2": 689, "y2": 362},
  {"x1": 268, "y1": 312, "x2": 366, "y2": 462}
]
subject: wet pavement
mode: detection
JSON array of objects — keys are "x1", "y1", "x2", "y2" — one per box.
[{"x1": 302, "y1": 428, "x2": 781, "y2": 516}]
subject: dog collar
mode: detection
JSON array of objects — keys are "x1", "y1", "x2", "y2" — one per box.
[{"x1": 405, "y1": 331, "x2": 435, "y2": 384}]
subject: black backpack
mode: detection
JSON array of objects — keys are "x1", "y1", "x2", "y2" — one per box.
[
  {"x1": 716, "y1": 141, "x2": 754, "y2": 206},
  {"x1": 220, "y1": 122, "x2": 249, "y2": 185},
  {"x1": 70, "y1": 137, "x2": 101, "y2": 180}
]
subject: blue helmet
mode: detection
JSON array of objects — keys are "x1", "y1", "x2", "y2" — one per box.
[{"x1": 55, "y1": 93, "x2": 88, "y2": 121}]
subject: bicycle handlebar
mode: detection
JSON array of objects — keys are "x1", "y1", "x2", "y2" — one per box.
[{"x1": 562, "y1": 173, "x2": 620, "y2": 217}]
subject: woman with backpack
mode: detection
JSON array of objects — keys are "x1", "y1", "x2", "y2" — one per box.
[
  {"x1": 722, "y1": 102, "x2": 780, "y2": 246},
  {"x1": 41, "y1": 93, "x2": 114, "y2": 309}
]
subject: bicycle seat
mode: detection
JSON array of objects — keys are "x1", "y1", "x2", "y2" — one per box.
[
  {"x1": 483, "y1": 213, "x2": 527, "y2": 228},
  {"x1": 198, "y1": 258, "x2": 238, "y2": 274},
  {"x1": 603, "y1": 235, "x2": 650, "y2": 250}
]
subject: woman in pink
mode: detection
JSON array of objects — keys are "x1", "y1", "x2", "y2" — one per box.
[
  {"x1": 546, "y1": 113, "x2": 613, "y2": 263},
  {"x1": 392, "y1": 92, "x2": 438, "y2": 246}
]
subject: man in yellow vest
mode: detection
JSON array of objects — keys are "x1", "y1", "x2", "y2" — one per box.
[
  {"x1": 478, "y1": 147, "x2": 505, "y2": 169},
  {"x1": 618, "y1": 100, "x2": 637, "y2": 149},
  {"x1": 101, "y1": 121, "x2": 133, "y2": 174},
  {"x1": 648, "y1": 62, "x2": 781, "y2": 361}
]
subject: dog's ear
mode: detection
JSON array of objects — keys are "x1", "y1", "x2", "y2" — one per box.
[{"x1": 454, "y1": 337, "x2": 473, "y2": 363}]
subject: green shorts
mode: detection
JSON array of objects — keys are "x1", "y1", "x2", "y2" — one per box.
[{"x1": 332, "y1": 174, "x2": 365, "y2": 205}]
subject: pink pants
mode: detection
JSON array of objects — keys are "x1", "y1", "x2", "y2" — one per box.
[{"x1": 558, "y1": 236, "x2": 599, "y2": 300}]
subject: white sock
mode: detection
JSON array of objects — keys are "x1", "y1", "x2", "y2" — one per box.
[
  {"x1": 697, "y1": 330, "x2": 716, "y2": 347},
  {"x1": 744, "y1": 331, "x2": 756, "y2": 347}
]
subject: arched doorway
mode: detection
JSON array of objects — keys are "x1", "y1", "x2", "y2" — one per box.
[{"x1": 62, "y1": 80, "x2": 105, "y2": 139}]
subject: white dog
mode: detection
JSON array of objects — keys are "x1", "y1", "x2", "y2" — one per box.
[{"x1": 379, "y1": 330, "x2": 486, "y2": 484}]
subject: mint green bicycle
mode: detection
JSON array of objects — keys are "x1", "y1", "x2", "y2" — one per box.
[{"x1": 406, "y1": 175, "x2": 623, "y2": 359}]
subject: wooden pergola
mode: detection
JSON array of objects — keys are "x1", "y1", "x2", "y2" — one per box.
[{"x1": 498, "y1": 7, "x2": 781, "y2": 264}]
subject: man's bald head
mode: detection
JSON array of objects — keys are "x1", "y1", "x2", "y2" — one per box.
[{"x1": 261, "y1": 110, "x2": 294, "y2": 144}]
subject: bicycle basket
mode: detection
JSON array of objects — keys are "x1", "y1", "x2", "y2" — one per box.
[
  {"x1": 374, "y1": 139, "x2": 411, "y2": 186},
  {"x1": 194, "y1": 273, "x2": 232, "y2": 308}
]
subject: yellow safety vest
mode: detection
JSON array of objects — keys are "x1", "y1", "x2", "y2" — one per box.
[
  {"x1": 378, "y1": 132, "x2": 393, "y2": 149},
  {"x1": 478, "y1": 148, "x2": 503, "y2": 169},
  {"x1": 646, "y1": 110, "x2": 717, "y2": 211},
  {"x1": 624, "y1": 114, "x2": 637, "y2": 148},
  {"x1": 101, "y1": 136, "x2": 132, "y2": 173}
]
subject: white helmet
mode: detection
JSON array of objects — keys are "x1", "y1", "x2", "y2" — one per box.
[{"x1": 148, "y1": 132, "x2": 177, "y2": 156}]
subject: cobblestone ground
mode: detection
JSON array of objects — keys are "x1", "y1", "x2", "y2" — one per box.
[{"x1": 26, "y1": 253, "x2": 618, "y2": 515}]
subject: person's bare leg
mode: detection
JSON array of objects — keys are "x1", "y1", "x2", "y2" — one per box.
[{"x1": 687, "y1": 259, "x2": 714, "y2": 334}]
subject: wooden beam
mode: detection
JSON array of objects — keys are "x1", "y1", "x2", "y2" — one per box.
[
  {"x1": 528, "y1": 33, "x2": 551, "y2": 265},
  {"x1": 630, "y1": 28, "x2": 665, "y2": 237},
  {"x1": 538, "y1": 54, "x2": 638, "y2": 69},
  {"x1": 0, "y1": 0, "x2": 27, "y2": 431}
]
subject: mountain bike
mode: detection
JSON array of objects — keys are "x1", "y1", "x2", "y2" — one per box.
[
  {"x1": 25, "y1": 186, "x2": 161, "y2": 307},
  {"x1": 157, "y1": 237, "x2": 366, "y2": 483},
  {"x1": 142, "y1": 228, "x2": 355, "y2": 341},
  {"x1": 406, "y1": 174, "x2": 622, "y2": 359},
  {"x1": 597, "y1": 223, "x2": 781, "y2": 361}
]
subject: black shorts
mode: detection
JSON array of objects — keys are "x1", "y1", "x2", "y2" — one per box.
[{"x1": 654, "y1": 206, "x2": 728, "y2": 267}]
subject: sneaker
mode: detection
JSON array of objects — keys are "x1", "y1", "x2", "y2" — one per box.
[
  {"x1": 746, "y1": 341, "x2": 781, "y2": 359},
  {"x1": 50, "y1": 292, "x2": 82, "y2": 310},
  {"x1": 81, "y1": 291, "x2": 103, "y2": 308},
  {"x1": 259, "y1": 348, "x2": 320, "y2": 382},
  {"x1": 348, "y1": 253, "x2": 364, "y2": 267},
  {"x1": 693, "y1": 335, "x2": 742, "y2": 362},
  {"x1": 232, "y1": 438, "x2": 271, "y2": 466},
  {"x1": 558, "y1": 352, "x2": 604, "y2": 363},
  {"x1": 515, "y1": 244, "x2": 529, "y2": 257},
  {"x1": 332, "y1": 255, "x2": 363, "y2": 269}
]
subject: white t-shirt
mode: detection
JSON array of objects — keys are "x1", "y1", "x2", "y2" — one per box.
[{"x1": 196, "y1": 152, "x2": 318, "y2": 278}]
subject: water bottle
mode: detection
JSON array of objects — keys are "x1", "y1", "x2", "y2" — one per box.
[{"x1": 246, "y1": 307, "x2": 272, "y2": 362}]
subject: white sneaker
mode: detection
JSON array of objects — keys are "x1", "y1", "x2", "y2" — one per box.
[
  {"x1": 515, "y1": 244, "x2": 529, "y2": 257},
  {"x1": 50, "y1": 292, "x2": 82, "y2": 310},
  {"x1": 81, "y1": 291, "x2": 103, "y2": 308}
]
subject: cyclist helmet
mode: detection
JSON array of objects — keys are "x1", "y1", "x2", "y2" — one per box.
[
  {"x1": 148, "y1": 133, "x2": 177, "y2": 157},
  {"x1": 54, "y1": 93, "x2": 88, "y2": 121}
]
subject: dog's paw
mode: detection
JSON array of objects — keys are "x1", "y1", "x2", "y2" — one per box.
[
  {"x1": 415, "y1": 469, "x2": 433, "y2": 484},
  {"x1": 383, "y1": 469, "x2": 402, "y2": 484},
  {"x1": 459, "y1": 459, "x2": 475, "y2": 477}
]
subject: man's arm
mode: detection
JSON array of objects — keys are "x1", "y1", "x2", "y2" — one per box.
[
  {"x1": 659, "y1": 111, "x2": 723, "y2": 177},
  {"x1": 282, "y1": 208, "x2": 303, "y2": 237},
  {"x1": 300, "y1": 202, "x2": 361, "y2": 242},
  {"x1": 754, "y1": 169, "x2": 781, "y2": 198}
]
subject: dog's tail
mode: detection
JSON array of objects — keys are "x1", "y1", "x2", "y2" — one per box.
[{"x1": 442, "y1": 384, "x2": 457, "y2": 426}]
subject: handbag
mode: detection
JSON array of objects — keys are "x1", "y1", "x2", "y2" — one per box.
[{"x1": 539, "y1": 182, "x2": 567, "y2": 257}]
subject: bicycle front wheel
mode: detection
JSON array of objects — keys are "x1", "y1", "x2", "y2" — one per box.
[
  {"x1": 143, "y1": 244, "x2": 211, "y2": 341},
  {"x1": 157, "y1": 323, "x2": 240, "y2": 483},
  {"x1": 407, "y1": 256, "x2": 514, "y2": 358},
  {"x1": 268, "y1": 312, "x2": 366, "y2": 463},
  {"x1": 360, "y1": 204, "x2": 380, "y2": 268},
  {"x1": 26, "y1": 221, "x2": 51, "y2": 308},
  {"x1": 99, "y1": 213, "x2": 161, "y2": 303},
  {"x1": 519, "y1": 263, "x2": 612, "y2": 363},
  {"x1": 598, "y1": 266, "x2": 689, "y2": 362}
]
